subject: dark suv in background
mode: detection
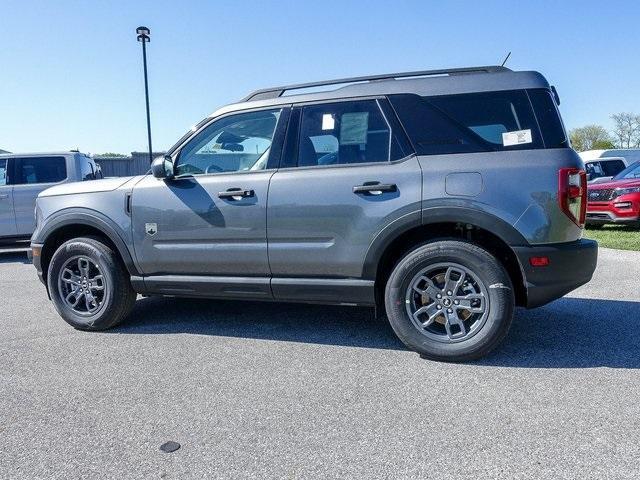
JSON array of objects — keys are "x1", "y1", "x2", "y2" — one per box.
[{"x1": 31, "y1": 66, "x2": 597, "y2": 361}]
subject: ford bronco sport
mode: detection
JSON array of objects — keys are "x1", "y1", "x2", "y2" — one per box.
[{"x1": 31, "y1": 66, "x2": 597, "y2": 361}]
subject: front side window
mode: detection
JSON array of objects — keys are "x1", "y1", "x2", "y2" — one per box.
[
  {"x1": 15, "y1": 157, "x2": 67, "y2": 184},
  {"x1": 389, "y1": 91, "x2": 544, "y2": 156},
  {"x1": 175, "y1": 109, "x2": 282, "y2": 176},
  {"x1": 297, "y1": 100, "x2": 395, "y2": 167},
  {"x1": 0, "y1": 160, "x2": 7, "y2": 186}
]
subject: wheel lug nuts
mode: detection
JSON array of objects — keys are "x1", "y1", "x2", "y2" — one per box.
[
  {"x1": 454, "y1": 300, "x2": 459, "y2": 305},
  {"x1": 436, "y1": 294, "x2": 442, "y2": 299},
  {"x1": 447, "y1": 308, "x2": 453, "y2": 313},
  {"x1": 437, "y1": 305, "x2": 442, "y2": 310},
  {"x1": 446, "y1": 291, "x2": 452, "y2": 296}
]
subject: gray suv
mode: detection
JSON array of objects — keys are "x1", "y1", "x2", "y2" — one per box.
[{"x1": 31, "y1": 66, "x2": 597, "y2": 361}]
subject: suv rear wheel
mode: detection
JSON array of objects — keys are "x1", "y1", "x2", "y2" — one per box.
[
  {"x1": 47, "y1": 237, "x2": 136, "y2": 330},
  {"x1": 385, "y1": 240, "x2": 514, "y2": 362}
]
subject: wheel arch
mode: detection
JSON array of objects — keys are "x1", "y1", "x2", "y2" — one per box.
[
  {"x1": 364, "y1": 208, "x2": 529, "y2": 308},
  {"x1": 37, "y1": 210, "x2": 138, "y2": 285}
]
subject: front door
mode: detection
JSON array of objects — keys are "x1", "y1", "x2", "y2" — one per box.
[
  {"x1": 132, "y1": 107, "x2": 288, "y2": 277},
  {"x1": 0, "y1": 159, "x2": 17, "y2": 238}
]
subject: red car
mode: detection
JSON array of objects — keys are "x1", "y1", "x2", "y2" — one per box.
[{"x1": 586, "y1": 161, "x2": 640, "y2": 227}]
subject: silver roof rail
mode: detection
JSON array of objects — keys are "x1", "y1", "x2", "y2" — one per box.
[{"x1": 241, "y1": 66, "x2": 511, "y2": 102}]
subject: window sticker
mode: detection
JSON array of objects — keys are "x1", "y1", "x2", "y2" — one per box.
[
  {"x1": 322, "y1": 114, "x2": 335, "y2": 131},
  {"x1": 502, "y1": 129, "x2": 532, "y2": 147},
  {"x1": 340, "y1": 112, "x2": 369, "y2": 145}
]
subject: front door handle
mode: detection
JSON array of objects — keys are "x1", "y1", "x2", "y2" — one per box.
[
  {"x1": 218, "y1": 188, "x2": 255, "y2": 200},
  {"x1": 353, "y1": 183, "x2": 397, "y2": 195}
]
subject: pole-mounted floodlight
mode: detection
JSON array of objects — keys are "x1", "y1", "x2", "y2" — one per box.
[{"x1": 136, "y1": 26, "x2": 153, "y2": 164}]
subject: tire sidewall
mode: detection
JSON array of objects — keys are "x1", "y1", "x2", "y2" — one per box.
[
  {"x1": 385, "y1": 241, "x2": 514, "y2": 360},
  {"x1": 47, "y1": 239, "x2": 117, "y2": 330}
]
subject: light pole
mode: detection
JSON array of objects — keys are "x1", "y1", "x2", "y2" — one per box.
[{"x1": 136, "y1": 26, "x2": 153, "y2": 164}]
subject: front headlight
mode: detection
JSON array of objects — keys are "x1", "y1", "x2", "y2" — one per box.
[{"x1": 614, "y1": 186, "x2": 640, "y2": 197}]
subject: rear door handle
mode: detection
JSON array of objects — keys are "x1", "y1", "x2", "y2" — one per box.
[
  {"x1": 0, "y1": 194, "x2": 8, "y2": 199},
  {"x1": 218, "y1": 188, "x2": 255, "y2": 200},
  {"x1": 353, "y1": 183, "x2": 397, "y2": 195}
]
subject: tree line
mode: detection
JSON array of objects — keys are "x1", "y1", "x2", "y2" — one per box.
[{"x1": 570, "y1": 113, "x2": 640, "y2": 152}]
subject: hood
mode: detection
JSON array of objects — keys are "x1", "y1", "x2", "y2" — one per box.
[
  {"x1": 588, "y1": 177, "x2": 640, "y2": 190},
  {"x1": 39, "y1": 176, "x2": 142, "y2": 198}
]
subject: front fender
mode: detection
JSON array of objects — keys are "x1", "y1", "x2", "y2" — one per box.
[{"x1": 34, "y1": 207, "x2": 139, "y2": 276}]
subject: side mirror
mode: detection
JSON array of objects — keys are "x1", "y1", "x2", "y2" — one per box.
[{"x1": 151, "y1": 155, "x2": 175, "y2": 179}]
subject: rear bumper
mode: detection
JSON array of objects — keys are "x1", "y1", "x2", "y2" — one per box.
[{"x1": 513, "y1": 239, "x2": 598, "y2": 308}]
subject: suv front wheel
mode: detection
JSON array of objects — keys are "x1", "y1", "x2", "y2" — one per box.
[
  {"x1": 47, "y1": 237, "x2": 137, "y2": 331},
  {"x1": 385, "y1": 240, "x2": 514, "y2": 362}
]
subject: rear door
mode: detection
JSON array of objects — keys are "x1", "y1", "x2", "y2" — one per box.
[
  {"x1": 12, "y1": 156, "x2": 68, "y2": 235},
  {"x1": 267, "y1": 98, "x2": 421, "y2": 301},
  {"x1": 0, "y1": 158, "x2": 17, "y2": 237}
]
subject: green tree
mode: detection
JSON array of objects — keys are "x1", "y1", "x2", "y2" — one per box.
[
  {"x1": 591, "y1": 139, "x2": 616, "y2": 150},
  {"x1": 569, "y1": 125, "x2": 612, "y2": 152}
]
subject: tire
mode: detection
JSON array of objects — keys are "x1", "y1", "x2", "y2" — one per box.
[
  {"x1": 47, "y1": 237, "x2": 136, "y2": 331},
  {"x1": 384, "y1": 240, "x2": 514, "y2": 362}
]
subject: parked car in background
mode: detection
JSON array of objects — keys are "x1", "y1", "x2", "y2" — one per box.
[
  {"x1": 0, "y1": 152, "x2": 101, "y2": 242},
  {"x1": 587, "y1": 161, "x2": 640, "y2": 227},
  {"x1": 579, "y1": 148, "x2": 640, "y2": 164},
  {"x1": 584, "y1": 157, "x2": 627, "y2": 184}
]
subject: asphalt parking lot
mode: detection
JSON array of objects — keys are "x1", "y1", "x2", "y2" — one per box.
[{"x1": 1, "y1": 247, "x2": 639, "y2": 479}]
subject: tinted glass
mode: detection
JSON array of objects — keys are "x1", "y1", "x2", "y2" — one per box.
[
  {"x1": 601, "y1": 160, "x2": 626, "y2": 176},
  {"x1": 297, "y1": 100, "x2": 393, "y2": 167},
  {"x1": 614, "y1": 161, "x2": 640, "y2": 180},
  {"x1": 176, "y1": 109, "x2": 281, "y2": 176},
  {"x1": 389, "y1": 91, "x2": 543, "y2": 156},
  {"x1": 585, "y1": 162, "x2": 603, "y2": 179},
  {"x1": 15, "y1": 157, "x2": 66, "y2": 184},
  {"x1": 527, "y1": 89, "x2": 568, "y2": 148},
  {"x1": 0, "y1": 160, "x2": 7, "y2": 186},
  {"x1": 81, "y1": 157, "x2": 95, "y2": 181}
]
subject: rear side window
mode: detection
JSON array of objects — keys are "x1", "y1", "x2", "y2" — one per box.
[
  {"x1": 14, "y1": 157, "x2": 67, "y2": 184},
  {"x1": 601, "y1": 160, "x2": 626, "y2": 176},
  {"x1": 296, "y1": 100, "x2": 404, "y2": 167},
  {"x1": 389, "y1": 91, "x2": 545, "y2": 156}
]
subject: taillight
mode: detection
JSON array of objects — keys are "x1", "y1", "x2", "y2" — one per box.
[{"x1": 558, "y1": 168, "x2": 587, "y2": 227}]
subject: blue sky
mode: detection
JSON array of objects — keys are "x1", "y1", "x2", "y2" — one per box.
[{"x1": 1, "y1": 0, "x2": 639, "y2": 154}]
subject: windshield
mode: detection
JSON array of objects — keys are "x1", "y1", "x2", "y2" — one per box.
[{"x1": 613, "y1": 161, "x2": 640, "y2": 180}]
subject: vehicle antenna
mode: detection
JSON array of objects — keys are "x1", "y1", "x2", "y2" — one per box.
[{"x1": 501, "y1": 51, "x2": 512, "y2": 67}]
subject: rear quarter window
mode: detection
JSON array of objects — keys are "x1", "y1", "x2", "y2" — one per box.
[
  {"x1": 389, "y1": 90, "x2": 547, "y2": 156},
  {"x1": 527, "y1": 89, "x2": 568, "y2": 149}
]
